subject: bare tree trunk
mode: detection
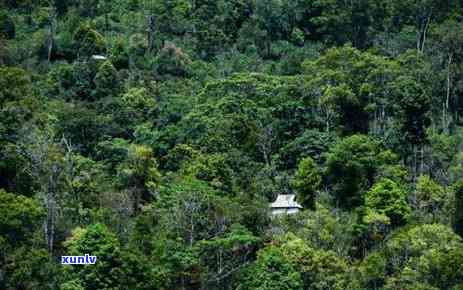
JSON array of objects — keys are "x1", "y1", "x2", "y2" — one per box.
[
  {"x1": 442, "y1": 100, "x2": 447, "y2": 131},
  {"x1": 420, "y1": 17, "x2": 430, "y2": 53},
  {"x1": 444, "y1": 53, "x2": 453, "y2": 132},
  {"x1": 17, "y1": 129, "x2": 74, "y2": 256},
  {"x1": 189, "y1": 211, "x2": 194, "y2": 247},
  {"x1": 46, "y1": 8, "x2": 56, "y2": 64},
  {"x1": 45, "y1": 168, "x2": 57, "y2": 255},
  {"x1": 257, "y1": 122, "x2": 274, "y2": 167},
  {"x1": 47, "y1": 29, "x2": 54, "y2": 63}
]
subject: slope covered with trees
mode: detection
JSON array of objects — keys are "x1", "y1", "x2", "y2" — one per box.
[{"x1": 1, "y1": 1, "x2": 463, "y2": 289}]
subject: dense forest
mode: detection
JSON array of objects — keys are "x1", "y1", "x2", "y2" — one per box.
[{"x1": 2, "y1": 0, "x2": 463, "y2": 289}]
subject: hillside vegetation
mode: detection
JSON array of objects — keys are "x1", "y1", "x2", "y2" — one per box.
[{"x1": 1, "y1": 1, "x2": 463, "y2": 289}]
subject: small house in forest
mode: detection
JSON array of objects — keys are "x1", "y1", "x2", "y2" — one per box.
[{"x1": 270, "y1": 194, "x2": 303, "y2": 215}]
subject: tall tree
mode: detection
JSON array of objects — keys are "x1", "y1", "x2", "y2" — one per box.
[
  {"x1": 62, "y1": 223, "x2": 123, "y2": 289},
  {"x1": 391, "y1": 75, "x2": 431, "y2": 179},
  {"x1": 292, "y1": 156, "x2": 321, "y2": 210},
  {"x1": 432, "y1": 20, "x2": 463, "y2": 131},
  {"x1": 325, "y1": 134, "x2": 398, "y2": 208},
  {"x1": 117, "y1": 144, "x2": 161, "y2": 213},
  {"x1": 390, "y1": 0, "x2": 460, "y2": 53},
  {"x1": 16, "y1": 128, "x2": 74, "y2": 254}
]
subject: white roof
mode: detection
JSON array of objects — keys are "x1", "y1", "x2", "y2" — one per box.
[
  {"x1": 270, "y1": 194, "x2": 303, "y2": 209},
  {"x1": 91, "y1": 55, "x2": 107, "y2": 60}
]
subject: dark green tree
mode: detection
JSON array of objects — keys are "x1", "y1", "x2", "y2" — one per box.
[
  {"x1": 110, "y1": 39, "x2": 129, "y2": 70},
  {"x1": 73, "y1": 23, "x2": 105, "y2": 58},
  {"x1": 117, "y1": 144, "x2": 161, "y2": 213},
  {"x1": 240, "y1": 246, "x2": 303, "y2": 290},
  {"x1": 325, "y1": 134, "x2": 398, "y2": 208},
  {"x1": 0, "y1": 11, "x2": 15, "y2": 39},
  {"x1": 93, "y1": 60, "x2": 119, "y2": 99},
  {"x1": 453, "y1": 180, "x2": 463, "y2": 237},
  {"x1": 0, "y1": 189, "x2": 44, "y2": 245},
  {"x1": 62, "y1": 223, "x2": 123, "y2": 290},
  {"x1": 391, "y1": 75, "x2": 431, "y2": 179},
  {"x1": 196, "y1": 225, "x2": 260, "y2": 289},
  {"x1": 292, "y1": 156, "x2": 321, "y2": 210},
  {"x1": 364, "y1": 178, "x2": 411, "y2": 227},
  {"x1": 153, "y1": 42, "x2": 191, "y2": 77}
]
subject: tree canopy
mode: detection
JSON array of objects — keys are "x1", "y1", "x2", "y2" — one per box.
[{"x1": 1, "y1": 0, "x2": 463, "y2": 289}]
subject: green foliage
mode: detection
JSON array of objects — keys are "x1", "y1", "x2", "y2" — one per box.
[
  {"x1": 3, "y1": 247, "x2": 60, "y2": 290},
  {"x1": 118, "y1": 86, "x2": 157, "y2": 130},
  {"x1": 0, "y1": 189, "x2": 44, "y2": 244},
  {"x1": 303, "y1": 45, "x2": 400, "y2": 135},
  {"x1": 196, "y1": 225, "x2": 260, "y2": 288},
  {"x1": 321, "y1": 83, "x2": 361, "y2": 135},
  {"x1": 93, "y1": 60, "x2": 119, "y2": 99},
  {"x1": 126, "y1": 33, "x2": 147, "y2": 69},
  {"x1": 150, "y1": 238, "x2": 200, "y2": 289},
  {"x1": 453, "y1": 180, "x2": 463, "y2": 237},
  {"x1": 120, "y1": 87, "x2": 156, "y2": 113},
  {"x1": 364, "y1": 178, "x2": 411, "y2": 227},
  {"x1": 183, "y1": 152, "x2": 235, "y2": 193},
  {"x1": 307, "y1": 0, "x2": 376, "y2": 48},
  {"x1": 290, "y1": 28, "x2": 304, "y2": 46},
  {"x1": 151, "y1": 0, "x2": 191, "y2": 36},
  {"x1": 158, "y1": 177, "x2": 236, "y2": 241},
  {"x1": 110, "y1": 39, "x2": 129, "y2": 70},
  {"x1": 278, "y1": 129, "x2": 336, "y2": 169},
  {"x1": 153, "y1": 42, "x2": 192, "y2": 77},
  {"x1": 325, "y1": 134, "x2": 398, "y2": 208},
  {"x1": 280, "y1": 234, "x2": 349, "y2": 290},
  {"x1": 53, "y1": 102, "x2": 116, "y2": 155},
  {"x1": 414, "y1": 175, "x2": 447, "y2": 222},
  {"x1": 0, "y1": 66, "x2": 36, "y2": 145},
  {"x1": 292, "y1": 156, "x2": 321, "y2": 210},
  {"x1": 162, "y1": 144, "x2": 200, "y2": 171},
  {"x1": 353, "y1": 177, "x2": 410, "y2": 253},
  {"x1": 241, "y1": 234, "x2": 349, "y2": 290},
  {"x1": 95, "y1": 138, "x2": 131, "y2": 170},
  {"x1": 358, "y1": 224, "x2": 463, "y2": 289},
  {"x1": 4, "y1": 1, "x2": 463, "y2": 288},
  {"x1": 392, "y1": 76, "x2": 431, "y2": 146},
  {"x1": 240, "y1": 245, "x2": 303, "y2": 290},
  {"x1": 117, "y1": 144, "x2": 161, "y2": 211},
  {"x1": 294, "y1": 205, "x2": 355, "y2": 256},
  {"x1": 0, "y1": 11, "x2": 15, "y2": 39},
  {"x1": 60, "y1": 279, "x2": 85, "y2": 290},
  {"x1": 73, "y1": 22, "x2": 105, "y2": 58},
  {"x1": 428, "y1": 131, "x2": 462, "y2": 183},
  {"x1": 45, "y1": 62, "x2": 93, "y2": 101},
  {"x1": 63, "y1": 223, "x2": 123, "y2": 290},
  {"x1": 0, "y1": 66, "x2": 31, "y2": 104},
  {"x1": 390, "y1": 0, "x2": 460, "y2": 36}
]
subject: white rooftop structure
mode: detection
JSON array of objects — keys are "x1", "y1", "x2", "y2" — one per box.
[
  {"x1": 270, "y1": 194, "x2": 303, "y2": 215},
  {"x1": 91, "y1": 55, "x2": 107, "y2": 60}
]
